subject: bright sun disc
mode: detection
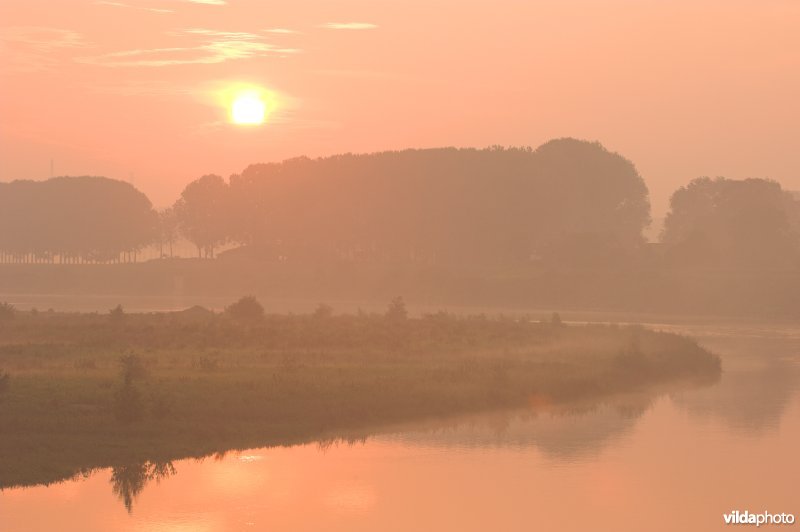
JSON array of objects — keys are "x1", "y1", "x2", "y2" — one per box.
[{"x1": 231, "y1": 94, "x2": 266, "y2": 125}]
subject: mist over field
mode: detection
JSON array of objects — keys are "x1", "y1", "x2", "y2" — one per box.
[
  {"x1": 2, "y1": 139, "x2": 798, "y2": 318},
  {"x1": 1, "y1": 0, "x2": 799, "y2": 530},
  {"x1": 2, "y1": 138, "x2": 798, "y2": 530}
]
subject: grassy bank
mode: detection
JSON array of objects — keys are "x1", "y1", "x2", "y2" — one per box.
[{"x1": 0, "y1": 304, "x2": 721, "y2": 489}]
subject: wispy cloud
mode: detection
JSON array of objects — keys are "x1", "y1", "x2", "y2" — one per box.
[
  {"x1": 321, "y1": 22, "x2": 378, "y2": 30},
  {"x1": 181, "y1": 28, "x2": 259, "y2": 40},
  {"x1": 0, "y1": 26, "x2": 86, "y2": 51},
  {"x1": 95, "y1": 1, "x2": 174, "y2": 14},
  {"x1": 263, "y1": 28, "x2": 299, "y2": 35},
  {"x1": 77, "y1": 28, "x2": 299, "y2": 67},
  {"x1": 0, "y1": 27, "x2": 87, "y2": 72},
  {"x1": 95, "y1": 0, "x2": 223, "y2": 11},
  {"x1": 88, "y1": 80, "x2": 197, "y2": 97},
  {"x1": 314, "y1": 69, "x2": 401, "y2": 80}
]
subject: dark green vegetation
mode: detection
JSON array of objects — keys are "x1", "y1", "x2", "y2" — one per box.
[{"x1": 0, "y1": 300, "x2": 720, "y2": 490}]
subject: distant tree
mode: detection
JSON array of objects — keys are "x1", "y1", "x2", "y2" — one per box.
[
  {"x1": 2, "y1": 141, "x2": 655, "y2": 268},
  {"x1": 530, "y1": 138, "x2": 651, "y2": 252},
  {"x1": 109, "y1": 304, "x2": 125, "y2": 322},
  {"x1": 225, "y1": 295, "x2": 265, "y2": 322},
  {"x1": 0, "y1": 176, "x2": 157, "y2": 264},
  {"x1": 226, "y1": 140, "x2": 651, "y2": 267},
  {"x1": 661, "y1": 177, "x2": 799, "y2": 268},
  {"x1": 158, "y1": 207, "x2": 179, "y2": 258},
  {"x1": 313, "y1": 303, "x2": 334, "y2": 319},
  {"x1": 174, "y1": 174, "x2": 231, "y2": 258},
  {"x1": 385, "y1": 296, "x2": 408, "y2": 321}
]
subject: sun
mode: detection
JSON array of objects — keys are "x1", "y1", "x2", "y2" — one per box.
[
  {"x1": 216, "y1": 83, "x2": 278, "y2": 126},
  {"x1": 231, "y1": 93, "x2": 266, "y2": 125}
]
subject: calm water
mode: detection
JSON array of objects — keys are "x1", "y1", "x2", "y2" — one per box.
[{"x1": 1, "y1": 323, "x2": 798, "y2": 531}]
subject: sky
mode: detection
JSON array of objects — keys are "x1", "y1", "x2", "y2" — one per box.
[{"x1": 1, "y1": 0, "x2": 798, "y2": 216}]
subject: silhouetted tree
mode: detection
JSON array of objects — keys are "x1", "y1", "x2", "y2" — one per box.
[
  {"x1": 226, "y1": 139, "x2": 651, "y2": 267},
  {"x1": 157, "y1": 207, "x2": 179, "y2": 258},
  {"x1": 313, "y1": 302, "x2": 334, "y2": 319},
  {"x1": 174, "y1": 174, "x2": 230, "y2": 258},
  {"x1": 0, "y1": 176, "x2": 157, "y2": 263},
  {"x1": 385, "y1": 296, "x2": 408, "y2": 321},
  {"x1": 1, "y1": 141, "x2": 653, "y2": 268},
  {"x1": 109, "y1": 304, "x2": 125, "y2": 322},
  {"x1": 530, "y1": 139, "x2": 650, "y2": 253},
  {"x1": 661, "y1": 177, "x2": 800, "y2": 268}
]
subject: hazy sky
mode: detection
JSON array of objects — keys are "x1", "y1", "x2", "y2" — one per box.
[{"x1": 1, "y1": 0, "x2": 798, "y2": 215}]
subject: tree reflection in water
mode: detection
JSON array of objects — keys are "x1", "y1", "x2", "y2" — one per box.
[{"x1": 110, "y1": 461, "x2": 176, "y2": 513}]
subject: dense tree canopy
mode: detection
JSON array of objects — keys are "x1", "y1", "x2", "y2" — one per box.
[
  {"x1": 223, "y1": 138, "x2": 651, "y2": 266},
  {"x1": 0, "y1": 176, "x2": 157, "y2": 263},
  {"x1": 5, "y1": 141, "x2": 797, "y2": 274},
  {"x1": 662, "y1": 177, "x2": 800, "y2": 268},
  {"x1": 173, "y1": 174, "x2": 230, "y2": 258}
]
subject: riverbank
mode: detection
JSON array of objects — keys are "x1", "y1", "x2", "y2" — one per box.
[{"x1": 0, "y1": 306, "x2": 721, "y2": 488}]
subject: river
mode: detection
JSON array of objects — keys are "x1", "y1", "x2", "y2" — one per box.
[{"x1": 0, "y1": 317, "x2": 798, "y2": 531}]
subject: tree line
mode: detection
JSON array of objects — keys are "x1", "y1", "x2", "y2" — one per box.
[
  {"x1": 0, "y1": 138, "x2": 798, "y2": 269},
  {"x1": 0, "y1": 177, "x2": 157, "y2": 264}
]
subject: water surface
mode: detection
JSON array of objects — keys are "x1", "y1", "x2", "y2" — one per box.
[{"x1": 1, "y1": 323, "x2": 798, "y2": 531}]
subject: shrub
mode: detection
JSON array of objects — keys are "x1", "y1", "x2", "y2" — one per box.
[
  {"x1": 225, "y1": 296, "x2": 265, "y2": 322},
  {"x1": 109, "y1": 304, "x2": 125, "y2": 322}
]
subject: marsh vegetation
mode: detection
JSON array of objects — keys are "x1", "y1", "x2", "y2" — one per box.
[{"x1": 0, "y1": 298, "x2": 720, "y2": 489}]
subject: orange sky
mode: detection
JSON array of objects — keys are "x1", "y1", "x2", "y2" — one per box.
[{"x1": 1, "y1": 0, "x2": 798, "y2": 215}]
